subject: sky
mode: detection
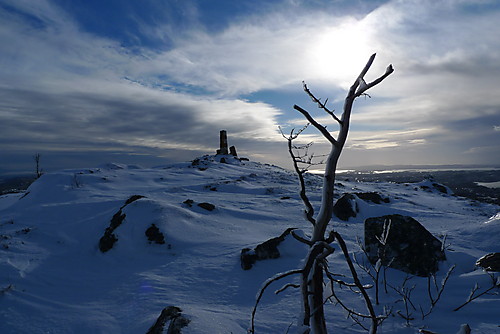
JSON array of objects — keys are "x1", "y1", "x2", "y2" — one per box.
[{"x1": 1, "y1": 0, "x2": 499, "y2": 174}]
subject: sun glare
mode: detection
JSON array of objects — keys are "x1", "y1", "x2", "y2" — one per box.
[{"x1": 307, "y1": 20, "x2": 373, "y2": 87}]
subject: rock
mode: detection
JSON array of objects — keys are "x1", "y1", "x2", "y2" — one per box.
[
  {"x1": 364, "y1": 214, "x2": 446, "y2": 277},
  {"x1": 98, "y1": 195, "x2": 145, "y2": 253},
  {"x1": 241, "y1": 228, "x2": 295, "y2": 270},
  {"x1": 240, "y1": 248, "x2": 258, "y2": 270},
  {"x1": 197, "y1": 202, "x2": 215, "y2": 211},
  {"x1": 417, "y1": 180, "x2": 451, "y2": 194},
  {"x1": 432, "y1": 183, "x2": 448, "y2": 194},
  {"x1": 355, "y1": 192, "x2": 390, "y2": 204},
  {"x1": 476, "y1": 253, "x2": 500, "y2": 271},
  {"x1": 183, "y1": 199, "x2": 194, "y2": 207},
  {"x1": 124, "y1": 194, "x2": 145, "y2": 205},
  {"x1": 109, "y1": 211, "x2": 126, "y2": 230},
  {"x1": 99, "y1": 210, "x2": 125, "y2": 252},
  {"x1": 145, "y1": 224, "x2": 166, "y2": 244},
  {"x1": 229, "y1": 145, "x2": 237, "y2": 157},
  {"x1": 456, "y1": 324, "x2": 471, "y2": 334},
  {"x1": 146, "y1": 306, "x2": 190, "y2": 334},
  {"x1": 98, "y1": 229, "x2": 118, "y2": 253},
  {"x1": 333, "y1": 194, "x2": 358, "y2": 221}
]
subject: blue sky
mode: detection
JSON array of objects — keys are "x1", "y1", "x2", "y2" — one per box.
[{"x1": 1, "y1": 0, "x2": 499, "y2": 174}]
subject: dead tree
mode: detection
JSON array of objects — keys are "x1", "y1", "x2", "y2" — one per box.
[
  {"x1": 250, "y1": 54, "x2": 393, "y2": 334},
  {"x1": 34, "y1": 153, "x2": 43, "y2": 178}
]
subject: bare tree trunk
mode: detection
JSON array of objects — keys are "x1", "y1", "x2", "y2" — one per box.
[
  {"x1": 253, "y1": 54, "x2": 393, "y2": 334},
  {"x1": 294, "y1": 54, "x2": 393, "y2": 333}
]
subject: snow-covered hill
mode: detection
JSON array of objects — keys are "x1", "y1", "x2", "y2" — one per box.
[{"x1": 0, "y1": 155, "x2": 498, "y2": 333}]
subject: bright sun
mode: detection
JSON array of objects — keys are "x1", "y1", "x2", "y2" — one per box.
[{"x1": 307, "y1": 20, "x2": 373, "y2": 87}]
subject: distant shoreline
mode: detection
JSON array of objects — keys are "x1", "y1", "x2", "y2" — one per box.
[{"x1": 309, "y1": 166, "x2": 500, "y2": 175}]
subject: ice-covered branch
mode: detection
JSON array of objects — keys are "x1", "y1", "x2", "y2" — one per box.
[
  {"x1": 250, "y1": 269, "x2": 303, "y2": 333},
  {"x1": 302, "y1": 82, "x2": 342, "y2": 124}
]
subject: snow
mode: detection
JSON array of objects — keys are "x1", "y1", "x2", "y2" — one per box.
[{"x1": 0, "y1": 155, "x2": 498, "y2": 333}]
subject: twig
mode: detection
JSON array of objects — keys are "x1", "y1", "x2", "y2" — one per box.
[
  {"x1": 453, "y1": 273, "x2": 499, "y2": 312},
  {"x1": 279, "y1": 126, "x2": 316, "y2": 226},
  {"x1": 334, "y1": 231, "x2": 379, "y2": 334},
  {"x1": 421, "y1": 264, "x2": 455, "y2": 318},
  {"x1": 250, "y1": 269, "x2": 303, "y2": 333},
  {"x1": 302, "y1": 82, "x2": 342, "y2": 124}
]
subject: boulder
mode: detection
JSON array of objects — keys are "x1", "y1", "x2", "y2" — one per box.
[
  {"x1": 240, "y1": 228, "x2": 295, "y2": 270},
  {"x1": 476, "y1": 253, "x2": 500, "y2": 271},
  {"x1": 333, "y1": 194, "x2": 358, "y2": 221},
  {"x1": 364, "y1": 214, "x2": 446, "y2": 277},
  {"x1": 240, "y1": 248, "x2": 258, "y2": 270},
  {"x1": 355, "y1": 192, "x2": 390, "y2": 204}
]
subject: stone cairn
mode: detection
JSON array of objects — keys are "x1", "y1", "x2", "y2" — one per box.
[{"x1": 216, "y1": 130, "x2": 238, "y2": 157}]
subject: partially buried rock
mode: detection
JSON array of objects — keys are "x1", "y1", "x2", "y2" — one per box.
[
  {"x1": 476, "y1": 253, "x2": 500, "y2": 272},
  {"x1": 197, "y1": 202, "x2": 215, "y2": 211},
  {"x1": 364, "y1": 214, "x2": 446, "y2": 277},
  {"x1": 355, "y1": 192, "x2": 390, "y2": 204},
  {"x1": 333, "y1": 194, "x2": 358, "y2": 221},
  {"x1": 146, "y1": 306, "x2": 190, "y2": 334},
  {"x1": 241, "y1": 228, "x2": 295, "y2": 270},
  {"x1": 145, "y1": 224, "x2": 165, "y2": 244}
]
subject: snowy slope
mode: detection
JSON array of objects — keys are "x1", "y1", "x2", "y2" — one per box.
[{"x1": 0, "y1": 155, "x2": 498, "y2": 334}]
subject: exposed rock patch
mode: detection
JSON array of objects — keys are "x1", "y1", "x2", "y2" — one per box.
[
  {"x1": 333, "y1": 194, "x2": 359, "y2": 221},
  {"x1": 364, "y1": 214, "x2": 446, "y2": 277},
  {"x1": 197, "y1": 202, "x2": 215, "y2": 211},
  {"x1": 98, "y1": 195, "x2": 145, "y2": 252},
  {"x1": 476, "y1": 253, "x2": 500, "y2": 272},
  {"x1": 355, "y1": 192, "x2": 390, "y2": 204},
  {"x1": 146, "y1": 306, "x2": 190, "y2": 334},
  {"x1": 241, "y1": 228, "x2": 295, "y2": 270},
  {"x1": 145, "y1": 224, "x2": 166, "y2": 245}
]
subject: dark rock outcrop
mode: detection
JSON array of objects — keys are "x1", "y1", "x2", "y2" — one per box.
[
  {"x1": 98, "y1": 195, "x2": 145, "y2": 253},
  {"x1": 476, "y1": 253, "x2": 500, "y2": 272},
  {"x1": 355, "y1": 192, "x2": 390, "y2": 204},
  {"x1": 241, "y1": 227, "x2": 295, "y2": 270},
  {"x1": 333, "y1": 194, "x2": 358, "y2": 221},
  {"x1": 146, "y1": 306, "x2": 190, "y2": 334},
  {"x1": 145, "y1": 224, "x2": 165, "y2": 244},
  {"x1": 197, "y1": 202, "x2": 215, "y2": 211},
  {"x1": 364, "y1": 214, "x2": 446, "y2": 277}
]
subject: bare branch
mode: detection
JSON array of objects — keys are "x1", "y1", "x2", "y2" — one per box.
[
  {"x1": 293, "y1": 105, "x2": 338, "y2": 146},
  {"x1": 291, "y1": 230, "x2": 313, "y2": 246},
  {"x1": 334, "y1": 232, "x2": 379, "y2": 334},
  {"x1": 453, "y1": 273, "x2": 499, "y2": 312},
  {"x1": 276, "y1": 283, "x2": 301, "y2": 295},
  {"x1": 280, "y1": 126, "x2": 316, "y2": 226},
  {"x1": 422, "y1": 264, "x2": 455, "y2": 318},
  {"x1": 302, "y1": 82, "x2": 342, "y2": 124},
  {"x1": 250, "y1": 269, "x2": 303, "y2": 333}
]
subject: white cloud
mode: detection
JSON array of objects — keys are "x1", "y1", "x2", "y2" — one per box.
[{"x1": 1, "y1": 0, "x2": 500, "y2": 170}]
